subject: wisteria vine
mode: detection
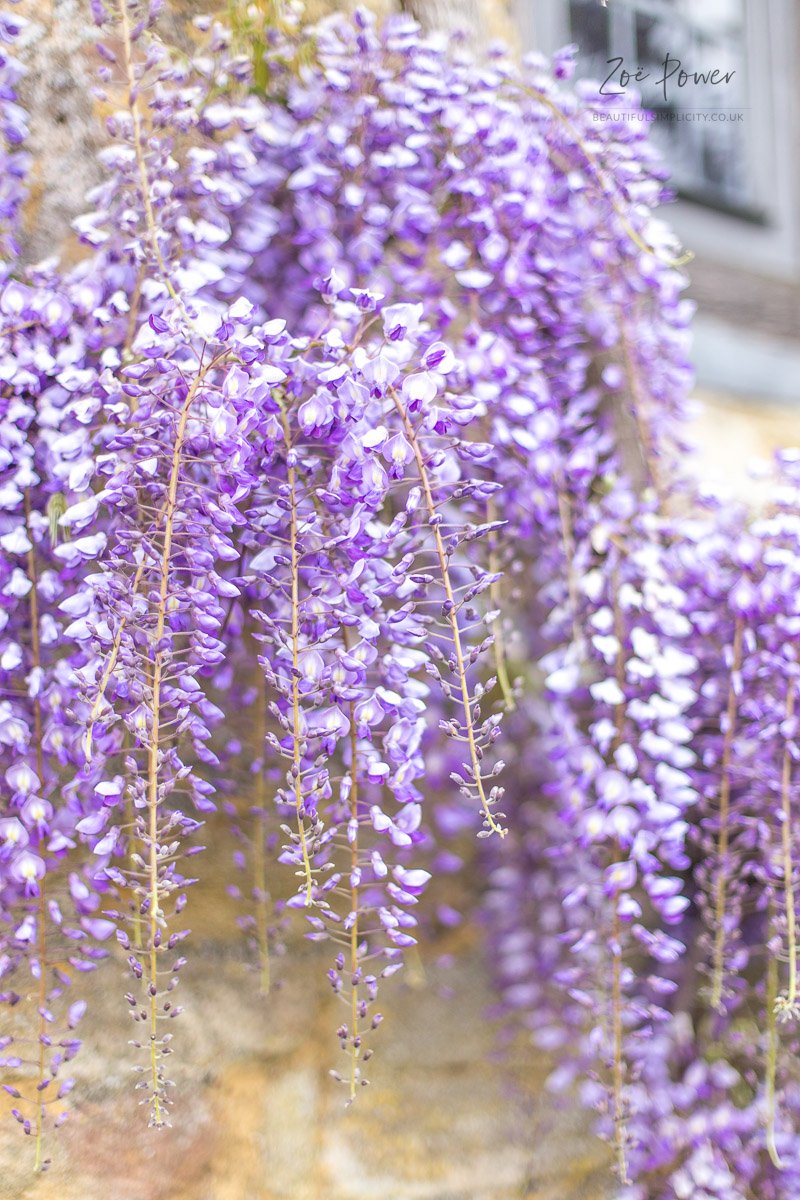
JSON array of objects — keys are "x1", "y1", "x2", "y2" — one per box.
[{"x1": 0, "y1": 3, "x2": 799, "y2": 1196}]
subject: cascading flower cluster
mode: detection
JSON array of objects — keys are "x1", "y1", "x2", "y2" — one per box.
[
  {"x1": 234, "y1": 289, "x2": 509, "y2": 1095},
  {"x1": 0, "y1": 244, "x2": 111, "y2": 1169},
  {"x1": 1, "y1": 4, "x2": 800, "y2": 1196},
  {"x1": 0, "y1": 7, "x2": 27, "y2": 273}
]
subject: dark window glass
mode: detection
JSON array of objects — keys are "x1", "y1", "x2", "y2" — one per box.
[
  {"x1": 568, "y1": 0, "x2": 610, "y2": 59},
  {"x1": 567, "y1": 0, "x2": 752, "y2": 212}
]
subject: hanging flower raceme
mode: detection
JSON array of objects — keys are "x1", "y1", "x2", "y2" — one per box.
[
  {"x1": 725, "y1": 455, "x2": 800, "y2": 1172},
  {"x1": 195, "y1": 10, "x2": 697, "y2": 829},
  {"x1": 76, "y1": 299, "x2": 276, "y2": 1125},
  {"x1": 7, "y1": 3, "x2": 800, "y2": 1194},
  {"x1": 228, "y1": 288, "x2": 505, "y2": 1089},
  {"x1": 0, "y1": 8, "x2": 28, "y2": 274},
  {"x1": 534, "y1": 485, "x2": 699, "y2": 1179},
  {"x1": 0, "y1": 266, "x2": 112, "y2": 1166}
]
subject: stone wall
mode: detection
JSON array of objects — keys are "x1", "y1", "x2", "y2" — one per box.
[
  {"x1": 16, "y1": 0, "x2": 104, "y2": 265},
  {"x1": 0, "y1": 843, "x2": 612, "y2": 1200},
  {"x1": 688, "y1": 260, "x2": 800, "y2": 344},
  {"x1": 14, "y1": 0, "x2": 517, "y2": 265}
]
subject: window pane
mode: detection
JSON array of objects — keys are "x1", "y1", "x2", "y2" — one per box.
[
  {"x1": 567, "y1": 0, "x2": 753, "y2": 212},
  {"x1": 568, "y1": 0, "x2": 610, "y2": 59},
  {"x1": 677, "y1": 0, "x2": 742, "y2": 38}
]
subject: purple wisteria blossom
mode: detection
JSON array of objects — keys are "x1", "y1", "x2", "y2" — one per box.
[
  {"x1": 0, "y1": 7, "x2": 28, "y2": 273},
  {"x1": 0, "y1": 264, "x2": 110, "y2": 1167},
  {"x1": 0, "y1": 4, "x2": 799, "y2": 1196}
]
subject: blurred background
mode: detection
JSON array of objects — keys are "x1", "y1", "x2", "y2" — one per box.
[{"x1": 519, "y1": 0, "x2": 800, "y2": 493}]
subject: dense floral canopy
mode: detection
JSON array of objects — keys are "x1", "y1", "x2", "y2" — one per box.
[{"x1": 1, "y1": 4, "x2": 799, "y2": 1196}]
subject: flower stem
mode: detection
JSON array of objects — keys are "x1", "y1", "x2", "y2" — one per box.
[
  {"x1": 766, "y1": 915, "x2": 784, "y2": 1170},
  {"x1": 610, "y1": 907, "x2": 629, "y2": 1185},
  {"x1": 85, "y1": 499, "x2": 168, "y2": 762},
  {"x1": 516, "y1": 81, "x2": 692, "y2": 268},
  {"x1": 391, "y1": 389, "x2": 506, "y2": 838},
  {"x1": 279, "y1": 407, "x2": 315, "y2": 904},
  {"x1": 118, "y1": 0, "x2": 191, "y2": 320},
  {"x1": 779, "y1": 684, "x2": 797, "y2": 1010},
  {"x1": 486, "y1": 497, "x2": 515, "y2": 712},
  {"x1": 145, "y1": 369, "x2": 206, "y2": 1125},
  {"x1": 348, "y1": 700, "x2": 360, "y2": 1102},
  {"x1": 618, "y1": 305, "x2": 666, "y2": 508},
  {"x1": 253, "y1": 673, "x2": 272, "y2": 996},
  {"x1": 25, "y1": 492, "x2": 47, "y2": 1172},
  {"x1": 556, "y1": 481, "x2": 583, "y2": 649},
  {"x1": 710, "y1": 617, "x2": 744, "y2": 1012},
  {"x1": 610, "y1": 572, "x2": 629, "y2": 1185},
  {"x1": 126, "y1": 748, "x2": 143, "y2": 951}
]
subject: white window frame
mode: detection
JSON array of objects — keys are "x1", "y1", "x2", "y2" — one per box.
[{"x1": 516, "y1": 0, "x2": 800, "y2": 281}]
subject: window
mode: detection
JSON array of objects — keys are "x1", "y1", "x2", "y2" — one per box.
[
  {"x1": 518, "y1": 0, "x2": 799, "y2": 279},
  {"x1": 566, "y1": 0, "x2": 750, "y2": 212}
]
